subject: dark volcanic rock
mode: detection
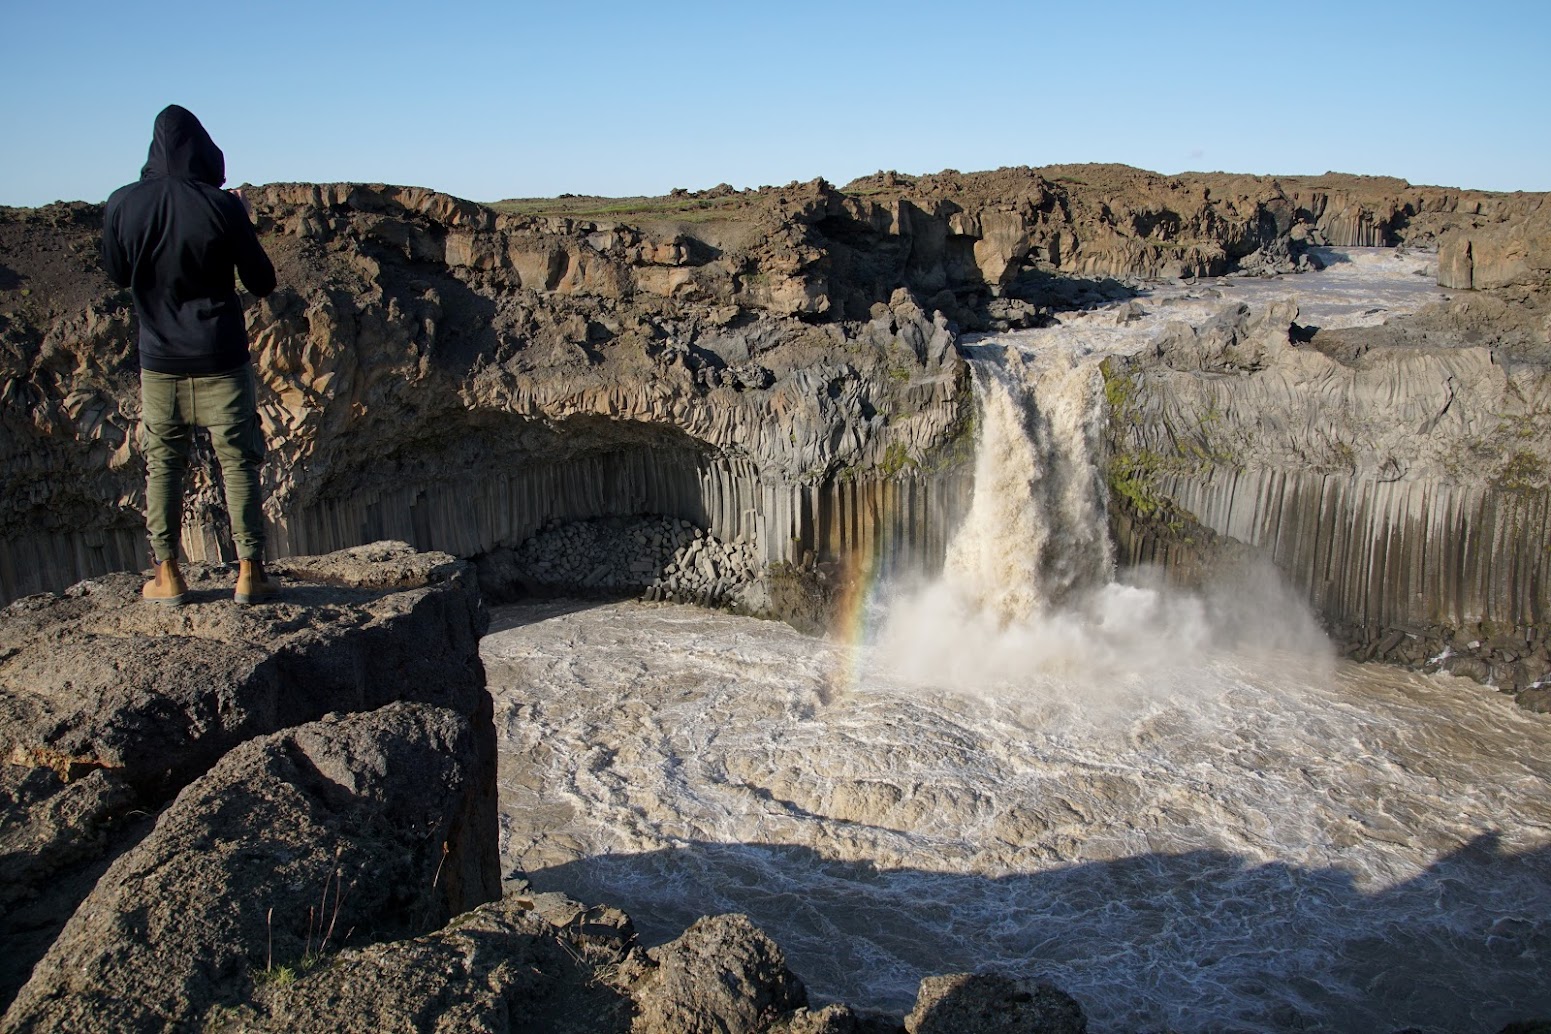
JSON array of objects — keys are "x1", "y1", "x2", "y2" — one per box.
[
  {"x1": 224, "y1": 893, "x2": 638, "y2": 1033},
  {"x1": 633, "y1": 913, "x2": 809, "y2": 1034},
  {"x1": 904, "y1": 973, "x2": 1086, "y2": 1034},
  {"x1": 1518, "y1": 687, "x2": 1551, "y2": 713},
  {"x1": 478, "y1": 513, "x2": 763, "y2": 611},
  {"x1": 3, "y1": 702, "x2": 498, "y2": 1033},
  {"x1": 0, "y1": 542, "x2": 493, "y2": 1010},
  {"x1": 1438, "y1": 198, "x2": 1551, "y2": 290},
  {"x1": 1, "y1": 541, "x2": 486, "y2": 797},
  {"x1": 197, "y1": 892, "x2": 879, "y2": 1034},
  {"x1": 773, "y1": 1004, "x2": 874, "y2": 1033},
  {"x1": 1104, "y1": 296, "x2": 1551, "y2": 708}
]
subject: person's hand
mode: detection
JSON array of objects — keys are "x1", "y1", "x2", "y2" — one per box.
[{"x1": 228, "y1": 188, "x2": 252, "y2": 217}]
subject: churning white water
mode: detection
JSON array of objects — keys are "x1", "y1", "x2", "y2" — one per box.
[
  {"x1": 485, "y1": 251, "x2": 1551, "y2": 1032},
  {"x1": 940, "y1": 349, "x2": 1113, "y2": 623}
]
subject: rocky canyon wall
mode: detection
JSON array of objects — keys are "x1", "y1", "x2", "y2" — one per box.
[
  {"x1": 1105, "y1": 295, "x2": 1551, "y2": 702},
  {"x1": 0, "y1": 185, "x2": 981, "y2": 603},
  {"x1": 1, "y1": 164, "x2": 1544, "y2": 614}
]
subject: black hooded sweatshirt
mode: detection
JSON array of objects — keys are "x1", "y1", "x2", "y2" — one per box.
[{"x1": 102, "y1": 105, "x2": 276, "y2": 375}]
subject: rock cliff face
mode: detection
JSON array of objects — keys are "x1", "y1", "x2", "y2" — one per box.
[
  {"x1": 1437, "y1": 193, "x2": 1551, "y2": 291},
  {"x1": 1, "y1": 183, "x2": 978, "y2": 604},
  {"x1": 1, "y1": 165, "x2": 1533, "y2": 607},
  {"x1": 1105, "y1": 295, "x2": 1551, "y2": 704}
]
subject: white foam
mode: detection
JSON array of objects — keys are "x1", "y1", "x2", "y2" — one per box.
[
  {"x1": 487, "y1": 600, "x2": 1551, "y2": 1031},
  {"x1": 973, "y1": 246, "x2": 1449, "y2": 362}
]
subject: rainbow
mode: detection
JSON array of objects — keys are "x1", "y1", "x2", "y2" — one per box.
[{"x1": 826, "y1": 547, "x2": 887, "y2": 698}]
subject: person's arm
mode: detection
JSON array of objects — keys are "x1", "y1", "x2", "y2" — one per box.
[
  {"x1": 226, "y1": 189, "x2": 276, "y2": 298},
  {"x1": 100, "y1": 202, "x2": 132, "y2": 288}
]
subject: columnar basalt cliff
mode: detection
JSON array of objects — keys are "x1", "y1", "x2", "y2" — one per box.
[
  {"x1": 1104, "y1": 281, "x2": 1551, "y2": 704},
  {"x1": 1, "y1": 165, "x2": 1548, "y2": 665},
  {"x1": 1, "y1": 182, "x2": 981, "y2": 603}
]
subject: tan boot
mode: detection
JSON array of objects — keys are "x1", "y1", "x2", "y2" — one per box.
[
  {"x1": 234, "y1": 558, "x2": 281, "y2": 606},
  {"x1": 142, "y1": 559, "x2": 188, "y2": 606}
]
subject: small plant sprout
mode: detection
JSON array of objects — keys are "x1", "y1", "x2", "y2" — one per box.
[
  {"x1": 301, "y1": 845, "x2": 351, "y2": 965},
  {"x1": 430, "y1": 841, "x2": 450, "y2": 891},
  {"x1": 421, "y1": 841, "x2": 452, "y2": 927}
]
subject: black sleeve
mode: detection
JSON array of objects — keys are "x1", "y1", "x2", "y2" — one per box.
[
  {"x1": 224, "y1": 194, "x2": 277, "y2": 298},
  {"x1": 100, "y1": 200, "x2": 131, "y2": 288}
]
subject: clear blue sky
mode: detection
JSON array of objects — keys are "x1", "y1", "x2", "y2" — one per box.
[{"x1": 3, "y1": 0, "x2": 1547, "y2": 207}]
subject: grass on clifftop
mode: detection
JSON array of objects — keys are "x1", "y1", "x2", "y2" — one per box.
[{"x1": 486, "y1": 194, "x2": 747, "y2": 222}]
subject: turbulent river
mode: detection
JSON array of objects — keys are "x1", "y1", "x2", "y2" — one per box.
[{"x1": 483, "y1": 251, "x2": 1551, "y2": 1033}]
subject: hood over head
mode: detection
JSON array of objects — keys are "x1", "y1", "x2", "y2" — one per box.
[{"x1": 140, "y1": 105, "x2": 226, "y2": 187}]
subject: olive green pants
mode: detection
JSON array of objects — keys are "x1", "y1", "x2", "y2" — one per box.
[{"x1": 140, "y1": 365, "x2": 266, "y2": 563}]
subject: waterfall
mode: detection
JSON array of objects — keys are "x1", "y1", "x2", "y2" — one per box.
[
  {"x1": 871, "y1": 335, "x2": 1331, "y2": 698},
  {"x1": 941, "y1": 344, "x2": 1114, "y2": 623}
]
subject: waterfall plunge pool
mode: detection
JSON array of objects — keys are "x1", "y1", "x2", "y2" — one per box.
[{"x1": 485, "y1": 250, "x2": 1551, "y2": 1032}]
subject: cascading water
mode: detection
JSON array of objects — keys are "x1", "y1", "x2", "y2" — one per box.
[
  {"x1": 483, "y1": 251, "x2": 1551, "y2": 1033},
  {"x1": 941, "y1": 347, "x2": 1113, "y2": 622}
]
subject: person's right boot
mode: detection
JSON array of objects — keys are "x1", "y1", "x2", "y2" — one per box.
[
  {"x1": 234, "y1": 558, "x2": 281, "y2": 606},
  {"x1": 141, "y1": 558, "x2": 188, "y2": 605}
]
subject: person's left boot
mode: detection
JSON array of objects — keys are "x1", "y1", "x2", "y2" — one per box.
[
  {"x1": 142, "y1": 559, "x2": 188, "y2": 605},
  {"x1": 234, "y1": 558, "x2": 281, "y2": 606}
]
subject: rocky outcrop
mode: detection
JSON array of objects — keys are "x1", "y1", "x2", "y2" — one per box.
[
  {"x1": 820, "y1": 166, "x2": 1524, "y2": 298},
  {"x1": 631, "y1": 913, "x2": 807, "y2": 1033},
  {"x1": 4, "y1": 702, "x2": 493, "y2": 1033},
  {"x1": 1273, "y1": 174, "x2": 1541, "y2": 252},
  {"x1": 216, "y1": 894, "x2": 639, "y2": 1033},
  {"x1": 0, "y1": 542, "x2": 495, "y2": 1011},
  {"x1": 0, "y1": 184, "x2": 974, "y2": 603},
  {"x1": 233, "y1": 890, "x2": 850, "y2": 1034},
  {"x1": 4, "y1": 165, "x2": 1536, "y2": 606},
  {"x1": 1104, "y1": 300, "x2": 1551, "y2": 706},
  {"x1": 903, "y1": 974, "x2": 1086, "y2": 1034},
  {"x1": 1437, "y1": 194, "x2": 1551, "y2": 290}
]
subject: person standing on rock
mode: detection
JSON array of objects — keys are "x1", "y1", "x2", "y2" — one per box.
[{"x1": 102, "y1": 104, "x2": 280, "y2": 606}]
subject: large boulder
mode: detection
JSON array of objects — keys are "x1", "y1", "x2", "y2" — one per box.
[
  {"x1": 4, "y1": 702, "x2": 498, "y2": 1033},
  {"x1": 0, "y1": 542, "x2": 494, "y2": 1009},
  {"x1": 904, "y1": 973, "x2": 1086, "y2": 1034},
  {"x1": 632, "y1": 913, "x2": 809, "y2": 1034}
]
